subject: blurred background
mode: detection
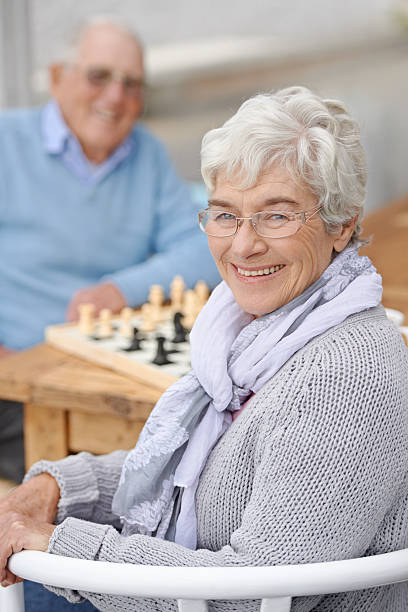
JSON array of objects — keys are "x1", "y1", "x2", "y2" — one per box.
[{"x1": 1, "y1": 0, "x2": 408, "y2": 213}]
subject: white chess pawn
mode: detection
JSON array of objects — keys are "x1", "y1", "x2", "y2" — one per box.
[
  {"x1": 78, "y1": 303, "x2": 95, "y2": 336},
  {"x1": 119, "y1": 307, "x2": 134, "y2": 339},
  {"x1": 194, "y1": 280, "x2": 210, "y2": 311},
  {"x1": 98, "y1": 308, "x2": 113, "y2": 338},
  {"x1": 182, "y1": 290, "x2": 199, "y2": 329},
  {"x1": 170, "y1": 275, "x2": 185, "y2": 312},
  {"x1": 149, "y1": 285, "x2": 164, "y2": 323},
  {"x1": 140, "y1": 303, "x2": 156, "y2": 332}
]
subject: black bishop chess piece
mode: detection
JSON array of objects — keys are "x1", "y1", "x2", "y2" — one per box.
[
  {"x1": 152, "y1": 336, "x2": 173, "y2": 366},
  {"x1": 123, "y1": 327, "x2": 143, "y2": 352},
  {"x1": 172, "y1": 311, "x2": 187, "y2": 343}
]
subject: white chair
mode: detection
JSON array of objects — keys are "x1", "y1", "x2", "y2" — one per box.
[{"x1": 1, "y1": 548, "x2": 408, "y2": 612}]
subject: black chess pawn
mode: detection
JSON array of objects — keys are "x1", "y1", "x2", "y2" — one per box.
[
  {"x1": 172, "y1": 312, "x2": 187, "y2": 343},
  {"x1": 123, "y1": 327, "x2": 143, "y2": 352},
  {"x1": 152, "y1": 336, "x2": 173, "y2": 365}
]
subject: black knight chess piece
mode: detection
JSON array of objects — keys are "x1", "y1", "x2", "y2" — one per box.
[{"x1": 172, "y1": 312, "x2": 187, "y2": 343}]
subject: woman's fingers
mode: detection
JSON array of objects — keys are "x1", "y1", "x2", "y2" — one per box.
[{"x1": 0, "y1": 511, "x2": 55, "y2": 587}]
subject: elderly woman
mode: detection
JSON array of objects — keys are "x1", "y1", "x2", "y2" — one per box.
[{"x1": 1, "y1": 86, "x2": 407, "y2": 612}]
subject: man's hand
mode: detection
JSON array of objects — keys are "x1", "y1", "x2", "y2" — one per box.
[
  {"x1": 66, "y1": 281, "x2": 127, "y2": 322},
  {"x1": 0, "y1": 474, "x2": 60, "y2": 586},
  {"x1": 0, "y1": 512, "x2": 55, "y2": 587},
  {"x1": 0, "y1": 345, "x2": 16, "y2": 360}
]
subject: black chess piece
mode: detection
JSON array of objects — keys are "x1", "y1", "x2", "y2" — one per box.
[
  {"x1": 152, "y1": 336, "x2": 173, "y2": 365},
  {"x1": 122, "y1": 327, "x2": 143, "y2": 352},
  {"x1": 172, "y1": 311, "x2": 187, "y2": 343}
]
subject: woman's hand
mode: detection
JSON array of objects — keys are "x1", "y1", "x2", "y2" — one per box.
[
  {"x1": 0, "y1": 474, "x2": 60, "y2": 586},
  {"x1": 0, "y1": 511, "x2": 55, "y2": 587},
  {"x1": 0, "y1": 473, "x2": 60, "y2": 524}
]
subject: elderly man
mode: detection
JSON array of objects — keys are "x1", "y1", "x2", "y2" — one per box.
[{"x1": 0, "y1": 18, "x2": 219, "y2": 482}]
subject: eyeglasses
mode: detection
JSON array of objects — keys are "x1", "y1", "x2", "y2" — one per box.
[
  {"x1": 75, "y1": 65, "x2": 145, "y2": 98},
  {"x1": 198, "y1": 205, "x2": 322, "y2": 239}
]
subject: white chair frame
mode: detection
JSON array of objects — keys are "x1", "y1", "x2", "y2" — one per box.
[{"x1": 1, "y1": 548, "x2": 408, "y2": 612}]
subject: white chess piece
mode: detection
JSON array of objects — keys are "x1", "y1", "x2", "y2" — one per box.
[
  {"x1": 98, "y1": 308, "x2": 113, "y2": 338},
  {"x1": 140, "y1": 303, "x2": 156, "y2": 332},
  {"x1": 170, "y1": 275, "x2": 185, "y2": 312},
  {"x1": 182, "y1": 290, "x2": 199, "y2": 329},
  {"x1": 149, "y1": 285, "x2": 164, "y2": 323},
  {"x1": 194, "y1": 280, "x2": 210, "y2": 311},
  {"x1": 78, "y1": 303, "x2": 95, "y2": 336},
  {"x1": 119, "y1": 307, "x2": 134, "y2": 339}
]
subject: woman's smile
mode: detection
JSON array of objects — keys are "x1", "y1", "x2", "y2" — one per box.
[{"x1": 231, "y1": 263, "x2": 286, "y2": 281}]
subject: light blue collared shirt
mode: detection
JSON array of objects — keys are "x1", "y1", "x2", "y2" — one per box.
[{"x1": 41, "y1": 100, "x2": 135, "y2": 184}]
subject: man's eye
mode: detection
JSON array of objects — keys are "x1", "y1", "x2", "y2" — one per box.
[
  {"x1": 87, "y1": 68, "x2": 111, "y2": 84},
  {"x1": 124, "y1": 77, "x2": 144, "y2": 90}
]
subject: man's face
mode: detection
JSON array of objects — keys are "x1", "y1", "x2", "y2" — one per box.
[{"x1": 49, "y1": 25, "x2": 144, "y2": 163}]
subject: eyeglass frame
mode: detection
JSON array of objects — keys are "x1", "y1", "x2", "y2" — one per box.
[
  {"x1": 67, "y1": 64, "x2": 146, "y2": 98},
  {"x1": 198, "y1": 205, "x2": 323, "y2": 239}
]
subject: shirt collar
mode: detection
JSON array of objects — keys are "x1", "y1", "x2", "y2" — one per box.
[
  {"x1": 42, "y1": 100, "x2": 71, "y2": 154},
  {"x1": 41, "y1": 99, "x2": 137, "y2": 183}
]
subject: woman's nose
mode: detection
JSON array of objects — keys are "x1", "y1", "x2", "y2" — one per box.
[{"x1": 230, "y1": 218, "x2": 267, "y2": 259}]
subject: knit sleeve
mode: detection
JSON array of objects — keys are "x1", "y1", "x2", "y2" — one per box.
[
  {"x1": 24, "y1": 450, "x2": 127, "y2": 527},
  {"x1": 46, "y1": 326, "x2": 408, "y2": 611}
]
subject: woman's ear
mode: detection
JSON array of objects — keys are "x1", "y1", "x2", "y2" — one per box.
[{"x1": 333, "y1": 215, "x2": 359, "y2": 252}]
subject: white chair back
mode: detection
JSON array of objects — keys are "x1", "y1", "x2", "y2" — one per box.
[{"x1": 1, "y1": 548, "x2": 408, "y2": 612}]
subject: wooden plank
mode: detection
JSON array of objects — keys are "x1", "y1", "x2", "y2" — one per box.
[
  {"x1": 24, "y1": 403, "x2": 68, "y2": 470},
  {"x1": 0, "y1": 344, "x2": 68, "y2": 403},
  {"x1": 69, "y1": 412, "x2": 145, "y2": 455},
  {"x1": 361, "y1": 197, "x2": 408, "y2": 318},
  {"x1": 31, "y1": 354, "x2": 161, "y2": 419},
  {"x1": 0, "y1": 343, "x2": 161, "y2": 417}
]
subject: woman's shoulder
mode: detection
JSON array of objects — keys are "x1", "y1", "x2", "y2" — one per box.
[
  {"x1": 295, "y1": 304, "x2": 406, "y2": 370},
  {"x1": 251, "y1": 305, "x2": 408, "y2": 432}
]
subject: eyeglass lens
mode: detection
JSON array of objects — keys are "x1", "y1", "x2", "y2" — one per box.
[
  {"x1": 86, "y1": 67, "x2": 144, "y2": 97},
  {"x1": 199, "y1": 210, "x2": 301, "y2": 238}
]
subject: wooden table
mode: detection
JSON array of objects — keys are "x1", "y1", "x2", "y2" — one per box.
[
  {"x1": 0, "y1": 196, "x2": 406, "y2": 471},
  {"x1": 360, "y1": 196, "x2": 408, "y2": 319},
  {"x1": 0, "y1": 344, "x2": 161, "y2": 470}
]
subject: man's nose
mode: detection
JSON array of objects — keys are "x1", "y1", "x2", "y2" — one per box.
[
  {"x1": 103, "y1": 79, "x2": 126, "y2": 103},
  {"x1": 230, "y1": 218, "x2": 267, "y2": 258}
]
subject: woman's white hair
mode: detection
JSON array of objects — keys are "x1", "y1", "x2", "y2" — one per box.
[{"x1": 201, "y1": 86, "x2": 366, "y2": 245}]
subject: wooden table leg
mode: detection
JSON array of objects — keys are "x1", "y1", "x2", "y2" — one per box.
[{"x1": 24, "y1": 403, "x2": 68, "y2": 470}]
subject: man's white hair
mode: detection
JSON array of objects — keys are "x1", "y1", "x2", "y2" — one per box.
[
  {"x1": 54, "y1": 15, "x2": 143, "y2": 64},
  {"x1": 201, "y1": 86, "x2": 367, "y2": 245}
]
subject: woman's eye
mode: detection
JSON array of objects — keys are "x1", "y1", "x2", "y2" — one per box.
[
  {"x1": 264, "y1": 213, "x2": 289, "y2": 221},
  {"x1": 215, "y1": 212, "x2": 235, "y2": 221}
]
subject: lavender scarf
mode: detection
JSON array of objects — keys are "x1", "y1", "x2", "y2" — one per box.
[{"x1": 112, "y1": 246, "x2": 382, "y2": 549}]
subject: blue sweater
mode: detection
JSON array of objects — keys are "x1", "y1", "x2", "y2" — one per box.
[{"x1": 0, "y1": 108, "x2": 219, "y2": 349}]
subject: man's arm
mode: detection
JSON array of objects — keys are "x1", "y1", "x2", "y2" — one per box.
[{"x1": 101, "y1": 147, "x2": 219, "y2": 308}]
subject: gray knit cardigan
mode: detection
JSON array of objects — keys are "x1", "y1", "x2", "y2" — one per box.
[{"x1": 27, "y1": 306, "x2": 408, "y2": 611}]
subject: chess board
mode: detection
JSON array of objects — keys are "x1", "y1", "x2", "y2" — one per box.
[{"x1": 45, "y1": 307, "x2": 191, "y2": 392}]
